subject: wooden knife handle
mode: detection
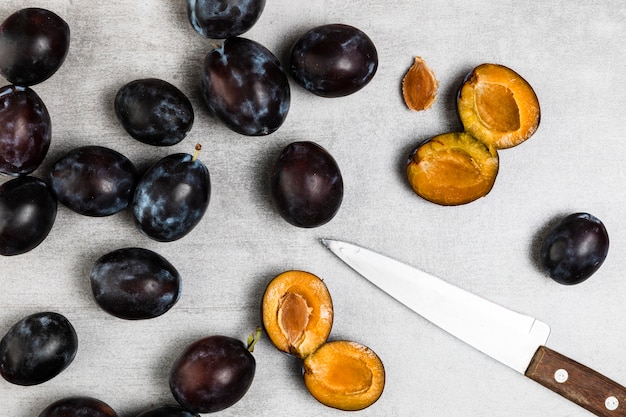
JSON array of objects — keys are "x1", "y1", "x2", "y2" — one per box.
[{"x1": 525, "y1": 346, "x2": 626, "y2": 416}]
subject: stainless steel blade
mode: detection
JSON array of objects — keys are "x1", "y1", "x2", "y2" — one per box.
[{"x1": 322, "y1": 239, "x2": 551, "y2": 374}]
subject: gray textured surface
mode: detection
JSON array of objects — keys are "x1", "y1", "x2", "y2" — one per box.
[{"x1": 1, "y1": 1, "x2": 625, "y2": 416}]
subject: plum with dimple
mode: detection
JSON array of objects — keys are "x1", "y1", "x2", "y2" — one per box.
[
  {"x1": 201, "y1": 37, "x2": 290, "y2": 136},
  {"x1": 90, "y1": 247, "x2": 181, "y2": 319},
  {"x1": 0, "y1": 312, "x2": 77, "y2": 386},
  {"x1": 115, "y1": 78, "x2": 194, "y2": 146},
  {"x1": 132, "y1": 148, "x2": 210, "y2": 242}
]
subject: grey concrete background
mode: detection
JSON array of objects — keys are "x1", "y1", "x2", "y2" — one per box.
[{"x1": 1, "y1": 1, "x2": 625, "y2": 416}]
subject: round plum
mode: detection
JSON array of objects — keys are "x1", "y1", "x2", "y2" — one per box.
[
  {"x1": 169, "y1": 334, "x2": 257, "y2": 413},
  {"x1": 38, "y1": 397, "x2": 118, "y2": 417},
  {"x1": 136, "y1": 405, "x2": 200, "y2": 417},
  {"x1": 201, "y1": 37, "x2": 290, "y2": 136},
  {"x1": 0, "y1": 176, "x2": 57, "y2": 256},
  {"x1": 49, "y1": 146, "x2": 137, "y2": 216},
  {"x1": 290, "y1": 23, "x2": 378, "y2": 97},
  {"x1": 0, "y1": 311, "x2": 77, "y2": 386},
  {"x1": 0, "y1": 8, "x2": 70, "y2": 86},
  {"x1": 115, "y1": 78, "x2": 194, "y2": 146},
  {"x1": 90, "y1": 247, "x2": 181, "y2": 320},
  {"x1": 132, "y1": 149, "x2": 210, "y2": 242},
  {"x1": 187, "y1": 0, "x2": 265, "y2": 39},
  {"x1": 0, "y1": 85, "x2": 51, "y2": 175},
  {"x1": 540, "y1": 212, "x2": 609, "y2": 285},
  {"x1": 270, "y1": 141, "x2": 343, "y2": 228}
]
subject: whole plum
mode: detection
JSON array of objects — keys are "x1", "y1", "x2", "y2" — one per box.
[
  {"x1": 0, "y1": 85, "x2": 51, "y2": 175},
  {"x1": 0, "y1": 312, "x2": 77, "y2": 386},
  {"x1": 136, "y1": 405, "x2": 200, "y2": 417},
  {"x1": 290, "y1": 24, "x2": 378, "y2": 97},
  {"x1": 187, "y1": 0, "x2": 265, "y2": 39},
  {"x1": 201, "y1": 37, "x2": 290, "y2": 136},
  {"x1": 132, "y1": 149, "x2": 210, "y2": 242},
  {"x1": 169, "y1": 334, "x2": 257, "y2": 413},
  {"x1": 0, "y1": 176, "x2": 57, "y2": 256},
  {"x1": 49, "y1": 146, "x2": 137, "y2": 216},
  {"x1": 540, "y1": 212, "x2": 609, "y2": 285},
  {"x1": 90, "y1": 247, "x2": 181, "y2": 320},
  {"x1": 115, "y1": 78, "x2": 194, "y2": 146},
  {"x1": 0, "y1": 8, "x2": 70, "y2": 86},
  {"x1": 270, "y1": 141, "x2": 343, "y2": 228},
  {"x1": 38, "y1": 397, "x2": 118, "y2": 417}
]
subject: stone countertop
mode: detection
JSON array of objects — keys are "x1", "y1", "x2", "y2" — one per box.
[{"x1": 1, "y1": 1, "x2": 625, "y2": 416}]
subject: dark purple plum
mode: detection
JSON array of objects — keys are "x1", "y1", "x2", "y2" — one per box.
[
  {"x1": 270, "y1": 141, "x2": 343, "y2": 228},
  {"x1": 201, "y1": 37, "x2": 290, "y2": 136},
  {"x1": 49, "y1": 146, "x2": 137, "y2": 216},
  {"x1": 0, "y1": 176, "x2": 57, "y2": 256},
  {"x1": 115, "y1": 78, "x2": 194, "y2": 146},
  {"x1": 136, "y1": 405, "x2": 200, "y2": 417},
  {"x1": 90, "y1": 247, "x2": 181, "y2": 320},
  {"x1": 0, "y1": 312, "x2": 77, "y2": 386},
  {"x1": 540, "y1": 212, "x2": 609, "y2": 285},
  {"x1": 38, "y1": 397, "x2": 118, "y2": 417},
  {"x1": 290, "y1": 24, "x2": 378, "y2": 97},
  {"x1": 0, "y1": 8, "x2": 70, "y2": 86},
  {"x1": 132, "y1": 148, "x2": 210, "y2": 242},
  {"x1": 0, "y1": 85, "x2": 51, "y2": 175},
  {"x1": 169, "y1": 334, "x2": 257, "y2": 413},
  {"x1": 187, "y1": 0, "x2": 265, "y2": 39}
]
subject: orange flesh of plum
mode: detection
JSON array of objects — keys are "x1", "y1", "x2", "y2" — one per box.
[
  {"x1": 303, "y1": 340, "x2": 385, "y2": 411},
  {"x1": 406, "y1": 131, "x2": 499, "y2": 205},
  {"x1": 262, "y1": 270, "x2": 333, "y2": 359},
  {"x1": 402, "y1": 56, "x2": 439, "y2": 111},
  {"x1": 458, "y1": 63, "x2": 540, "y2": 149}
]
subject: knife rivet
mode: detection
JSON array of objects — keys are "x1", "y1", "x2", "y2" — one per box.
[
  {"x1": 605, "y1": 396, "x2": 619, "y2": 411},
  {"x1": 554, "y1": 369, "x2": 568, "y2": 383}
]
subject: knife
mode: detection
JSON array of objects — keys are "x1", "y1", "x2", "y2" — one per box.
[{"x1": 321, "y1": 238, "x2": 626, "y2": 417}]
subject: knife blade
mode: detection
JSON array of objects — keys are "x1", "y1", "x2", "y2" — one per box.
[{"x1": 321, "y1": 238, "x2": 626, "y2": 417}]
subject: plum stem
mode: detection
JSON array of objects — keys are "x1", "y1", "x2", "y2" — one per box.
[
  {"x1": 192, "y1": 143, "x2": 202, "y2": 161},
  {"x1": 247, "y1": 327, "x2": 262, "y2": 352}
]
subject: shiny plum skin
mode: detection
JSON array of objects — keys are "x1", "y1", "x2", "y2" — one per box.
[
  {"x1": 0, "y1": 8, "x2": 70, "y2": 86},
  {"x1": 169, "y1": 335, "x2": 256, "y2": 413},
  {"x1": 133, "y1": 153, "x2": 210, "y2": 242},
  {"x1": 0, "y1": 176, "x2": 57, "y2": 256},
  {"x1": 187, "y1": 0, "x2": 265, "y2": 39},
  {"x1": 0, "y1": 85, "x2": 51, "y2": 175},
  {"x1": 0, "y1": 312, "x2": 77, "y2": 386},
  {"x1": 290, "y1": 24, "x2": 378, "y2": 97},
  {"x1": 49, "y1": 146, "x2": 137, "y2": 216},
  {"x1": 136, "y1": 405, "x2": 200, "y2": 417},
  {"x1": 90, "y1": 247, "x2": 181, "y2": 320},
  {"x1": 201, "y1": 37, "x2": 290, "y2": 136},
  {"x1": 115, "y1": 79, "x2": 194, "y2": 146},
  {"x1": 270, "y1": 141, "x2": 343, "y2": 228},
  {"x1": 540, "y1": 213, "x2": 609, "y2": 285},
  {"x1": 38, "y1": 397, "x2": 118, "y2": 417}
]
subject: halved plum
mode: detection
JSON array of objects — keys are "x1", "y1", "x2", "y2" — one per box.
[
  {"x1": 303, "y1": 340, "x2": 385, "y2": 411},
  {"x1": 457, "y1": 63, "x2": 540, "y2": 149},
  {"x1": 262, "y1": 270, "x2": 333, "y2": 359},
  {"x1": 406, "y1": 131, "x2": 499, "y2": 205}
]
